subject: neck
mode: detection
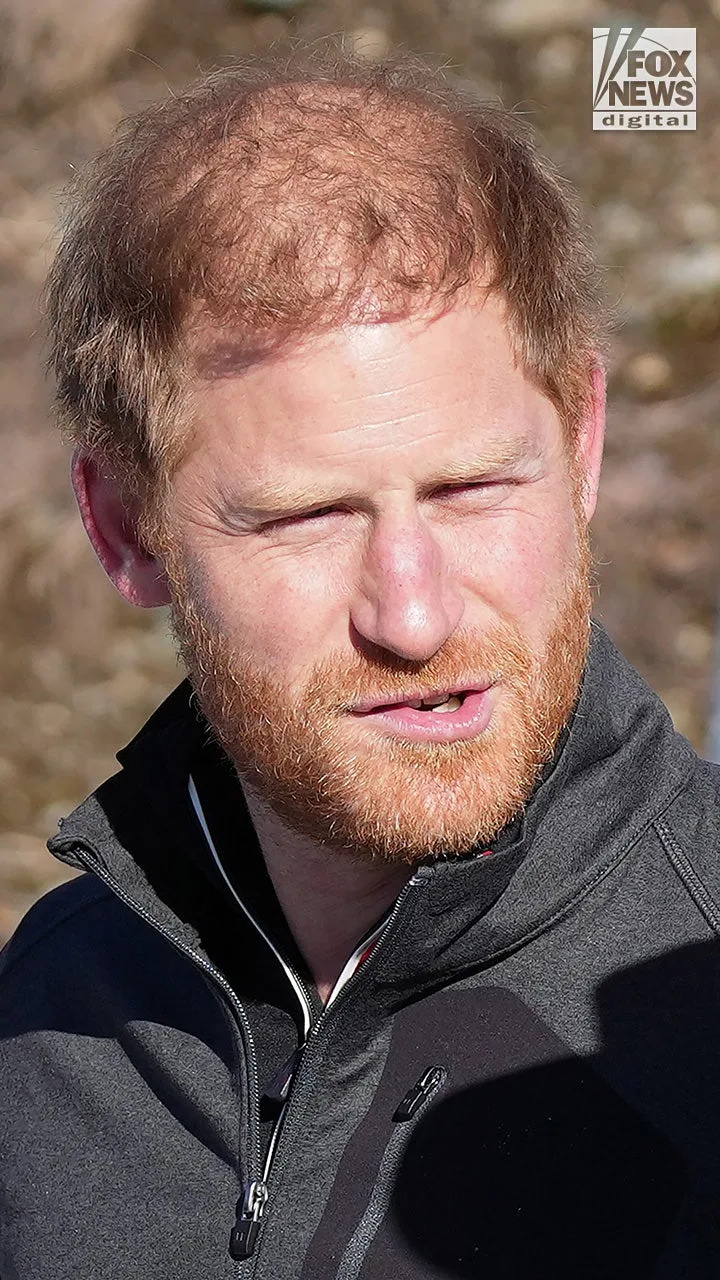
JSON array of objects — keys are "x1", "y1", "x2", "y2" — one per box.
[{"x1": 240, "y1": 781, "x2": 412, "y2": 1003}]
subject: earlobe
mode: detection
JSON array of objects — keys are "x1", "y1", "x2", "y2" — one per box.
[{"x1": 71, "y1": 449, "x2": 172, "y2": 608}]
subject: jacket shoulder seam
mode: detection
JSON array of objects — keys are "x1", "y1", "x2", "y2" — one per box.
[
  {"x1": 655, "y1": 815, "x2": 720, "y2": 936},
  {"x1": 0, "y1": 875, "x2": 114, "y2": 980}
]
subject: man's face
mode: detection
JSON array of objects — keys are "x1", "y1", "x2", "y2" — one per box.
[{"x1": 164, "y1": 295, "x2": 595, "y2": 865}]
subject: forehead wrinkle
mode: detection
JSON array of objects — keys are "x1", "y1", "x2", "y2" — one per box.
[
  {"x1": 326, "y1": 403, "x2": 445, "y2": 434},
  {"x1": 336, "y1": 368, "x2": 482, "y2": 407}
]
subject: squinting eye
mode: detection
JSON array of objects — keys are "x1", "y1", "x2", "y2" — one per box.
[
  {"x1": 305, "y1": 505, "x2": 340, "y2": 520},
  {"x1": 434, "y1": 481, "x2": 501, "y2": 498},
  {"x1": 260, "y1": 483, "x2": 511, "y2": 533},
  {"x1": 263, "y1": 505, "x2": 340, "y2": 531}
]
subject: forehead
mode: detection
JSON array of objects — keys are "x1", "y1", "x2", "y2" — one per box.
[{"x1": 183, "y1": 295, "x2": 561, "y2": 480}]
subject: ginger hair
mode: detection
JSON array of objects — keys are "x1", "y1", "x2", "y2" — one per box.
[{"x1": 45, "y1": 38, "x2": 607, "y2": 552}]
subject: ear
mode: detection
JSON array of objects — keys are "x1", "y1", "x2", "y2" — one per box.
[
  {"x1": 574, "y1": 363, "x2": 606, "y2": 522},
  {"x1": 71, "y1": 448, "x2": 172, "y2": 608}
]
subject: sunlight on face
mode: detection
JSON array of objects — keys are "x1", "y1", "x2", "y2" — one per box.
[{"x1": 164, "y1": 296, "x2": 595, "y2": 863}]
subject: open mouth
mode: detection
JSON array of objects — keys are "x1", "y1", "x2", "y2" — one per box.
[
  {"x1": 353, "y1": 688, "x2": 475, "y2": 715},
  {"x1": 378, "y1": 691, "x2": 466, "y2": 713},
  {"x1": 347, "y1": 684, "x2": 495, "y2": 741}
]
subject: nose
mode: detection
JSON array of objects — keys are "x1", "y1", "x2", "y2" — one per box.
[{"x1": 349, "y1": 508, "x2": 464, "y2": 663}]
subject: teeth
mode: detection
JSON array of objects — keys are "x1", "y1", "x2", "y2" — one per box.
[
  {"x1": 427, "y1": 694, "x2": 462, "y2": 713},
  {"x1": 390, "y1": 692, "x2": 464, "y2": 712}
]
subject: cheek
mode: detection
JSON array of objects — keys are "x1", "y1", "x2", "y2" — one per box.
[
  {"x1": 456, "y1": 504, "x2": 579, "y2": 630},
  {"x1": 204, "y1": 542, "x2": 353, "y2": 669}
]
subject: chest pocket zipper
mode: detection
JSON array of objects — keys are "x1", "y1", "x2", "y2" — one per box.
[{"x1": 335, "y1": 1065, "x2": 448, "y2": 1280}]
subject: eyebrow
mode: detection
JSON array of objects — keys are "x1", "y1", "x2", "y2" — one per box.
[{"x1": 218, "y1": 435, "x2": 541, "y2": 524}]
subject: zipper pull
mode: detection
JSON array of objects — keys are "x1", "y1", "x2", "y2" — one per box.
[
  {"x1": 393, "y1": 1066, "x2": 446, "y2": 1122},
  {"x1": 229, "y1": 1179, "x2": 269, "y2": 1260}
]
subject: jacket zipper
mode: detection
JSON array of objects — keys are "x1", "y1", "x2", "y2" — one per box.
[
  {"x1": 60, "y1": 844, "x2": 266, "y2": 1256},
  {"x1": 190, "y1": 767, "x2": 393, "y2": 1261},
  {"x1": 189, "y1": 774, "x2": 318, "y2": 1034},
  {"x1": 188, "y1": 770, "x2": 427, "y2": 1269},
  {"x1": 234, "y1": 871, "x2": 426, "y2": 1272},
  {"x1": 62, "y1": 837, "x2": 428, "y2": 1275},
  {"x1": 227, "y1": 912, "x2": 398, "y2": 1265},
  {"x1": 230, "y1": 1178, "x2": 269, "y2": 1260},
  {"x1": 334, "y1": 1065, "x2": 447, "y2": 1280}
]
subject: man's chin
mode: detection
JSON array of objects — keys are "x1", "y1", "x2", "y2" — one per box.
[{"x1": 222, "y1": 686, "x2": 560, "y2": 867}]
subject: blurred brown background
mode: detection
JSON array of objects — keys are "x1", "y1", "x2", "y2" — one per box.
[{"x1": 1, "y1": 0, "x2": 719, "y2": 941}]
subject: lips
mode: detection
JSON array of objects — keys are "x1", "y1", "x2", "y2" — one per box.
[
  {"x1": 349, "y1": 686, "x2": 496, "y2": 743},
  {"x1": 351, "y1": 686, "x2": 486, "y2": 715}
]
